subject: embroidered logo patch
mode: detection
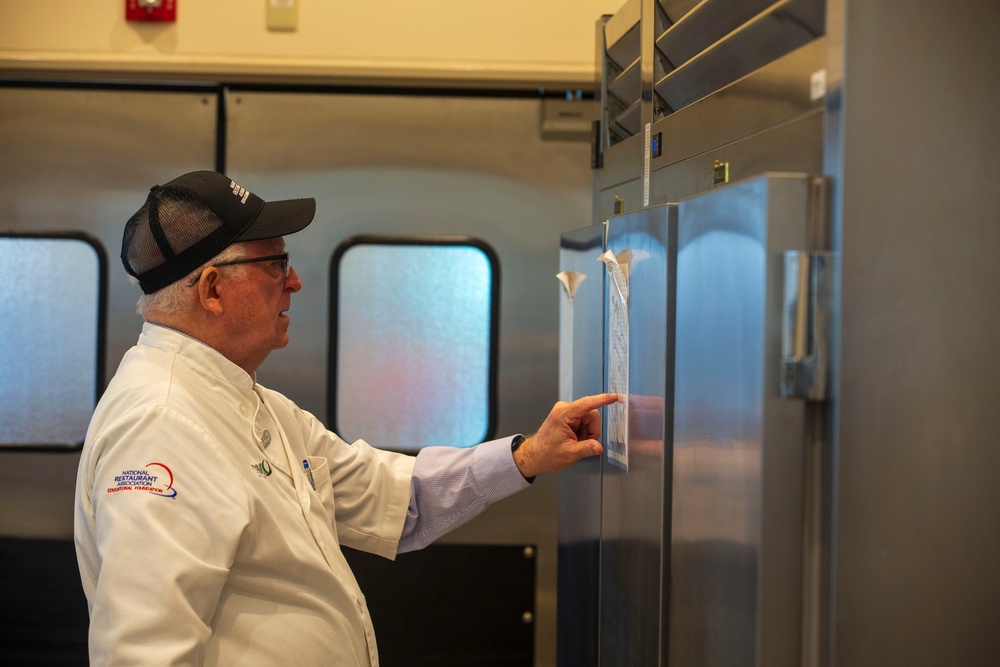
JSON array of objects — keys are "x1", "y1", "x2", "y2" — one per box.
[
  {"x1": 251, "y1": 459, "x2": 272, "y2": 477},
  {"x1": 106, "y1": 462, "x2": 177, "y2": 498}
]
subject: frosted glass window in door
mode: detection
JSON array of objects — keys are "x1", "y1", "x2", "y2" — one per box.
[
  {"x1": 0, "y1": 234, "x2": 106, "y2": 447},
  {"x1": 330, "y1": 237, "x2": 498, "y2": 452}
]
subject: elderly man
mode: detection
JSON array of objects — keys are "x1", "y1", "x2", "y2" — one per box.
[{"x1": 74, "y1": 170, "x2": 617, "y2": 666}]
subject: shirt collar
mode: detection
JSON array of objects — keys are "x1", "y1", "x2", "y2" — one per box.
[{"x1": 139, "y1": 322, "x2": 258, "y2": 389}]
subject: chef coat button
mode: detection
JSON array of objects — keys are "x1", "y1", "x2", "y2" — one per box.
[
  {"x1": 356, "y1": 599, "x2": 364, "y2": 613},
  {"x1": 239, "y1": 403, "x2": 249, "y2": 416}
]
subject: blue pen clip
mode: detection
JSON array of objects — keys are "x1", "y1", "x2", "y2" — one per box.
[{"x1": 302, "y1": 459, "x2": 316, "y2": 490}]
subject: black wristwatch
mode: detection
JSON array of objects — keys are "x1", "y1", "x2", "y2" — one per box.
[{"x1": 511, "y1": 435, "x2": 535, "y2": 483}]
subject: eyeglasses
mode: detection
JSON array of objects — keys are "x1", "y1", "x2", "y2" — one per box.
[{"x1": 188, "y1": 252, "x2": 290, "y2": 286}]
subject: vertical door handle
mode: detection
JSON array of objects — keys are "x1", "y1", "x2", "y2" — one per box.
[{"x1": 781, "y1": 251, "x2": 834, "y2": 400}]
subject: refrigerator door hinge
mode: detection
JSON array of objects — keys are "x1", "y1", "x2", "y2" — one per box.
[{"x1": 780, "y1": 250, "x2": 834, "y2": 400}]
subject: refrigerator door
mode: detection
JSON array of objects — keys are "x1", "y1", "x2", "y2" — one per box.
[
  {"x1": 670, "y1": 174, "x2": 814, "y2": 667},
  {"x1": 556, "y1": 224, "x2": 606, "y2": 667},
  {"x1": 599, "y1": 204, "x2": 677, "y2": 667}
]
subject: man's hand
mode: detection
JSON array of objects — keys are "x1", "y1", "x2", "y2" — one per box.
[{"x1": 513, "y1": 393, "x2": 621, "y2": 479}]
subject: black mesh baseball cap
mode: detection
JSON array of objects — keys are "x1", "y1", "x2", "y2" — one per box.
[{"x1": 121, "y1": 171, "x2": 316, "y2": 294}]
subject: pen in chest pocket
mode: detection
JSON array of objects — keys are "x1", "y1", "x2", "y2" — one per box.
[{"x1": 302, "y1": 459, "x2": 316, "y2": 490}]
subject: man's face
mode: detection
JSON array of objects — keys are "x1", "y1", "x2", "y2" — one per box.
[{"x1": 219, "y1": 237, "x2": 302, "y2": 373}]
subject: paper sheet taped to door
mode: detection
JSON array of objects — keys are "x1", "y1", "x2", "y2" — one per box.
[{"x1": 599, "y1": 250, "x2": 629, "y2": 470}]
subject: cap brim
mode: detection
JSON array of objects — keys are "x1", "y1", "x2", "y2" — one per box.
[{"x1": 237, "y1": 197, "x2": 316, "y2": 242}]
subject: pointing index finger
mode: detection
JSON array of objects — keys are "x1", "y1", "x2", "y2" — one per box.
[{"x1": 566, "y1": 393, "x2": 620, "y2": 416}]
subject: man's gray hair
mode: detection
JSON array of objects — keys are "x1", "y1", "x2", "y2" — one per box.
[{"x1": 135, "y1": 243, "x2": 250, "y2": 318}]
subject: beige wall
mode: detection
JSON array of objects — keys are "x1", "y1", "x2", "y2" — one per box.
[{"x1": 0, "y1": 0, "x2": 622, "y2": 87}]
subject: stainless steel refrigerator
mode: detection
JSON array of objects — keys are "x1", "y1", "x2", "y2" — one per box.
[
  {"x1": 558, "y1": 177, "x2": 827, "y2": 666},
  {"x1": 562, "y1": 0, "x2": 1000, "y2": 664}
]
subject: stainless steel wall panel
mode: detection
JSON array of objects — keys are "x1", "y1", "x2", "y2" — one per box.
[
  {"x1": 0, "y1": 87, "x2": 218, "y2": 385},
  {"x1": 671, "y1": 174, "x2": 812, "y2": 666},
  {"x1": 0, "y1": 86, "x2": 217, "y2": 539},
  {"x1": 600, "y1": 204, "x2": 676, "y2": 666},
  {"x1": 826, "y1": 0, "x2": 1000, "y2": 662}
]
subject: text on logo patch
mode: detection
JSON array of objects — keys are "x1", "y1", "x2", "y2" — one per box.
[{"x1": 106, "y1": 462, "x2": 177, "y2": 498}]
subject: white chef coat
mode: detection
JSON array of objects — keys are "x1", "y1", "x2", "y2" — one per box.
[{"x1": 74, "y1": 323, "x2": 526, "y2": 666}]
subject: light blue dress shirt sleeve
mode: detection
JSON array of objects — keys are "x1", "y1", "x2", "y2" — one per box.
[{"x1": 398, "y1": 436, "x2": 532, "y2": 553}]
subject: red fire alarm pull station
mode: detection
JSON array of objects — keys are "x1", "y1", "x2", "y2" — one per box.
[{"x1": 126, "y1": 0, "x2": 177, "y2": 23}]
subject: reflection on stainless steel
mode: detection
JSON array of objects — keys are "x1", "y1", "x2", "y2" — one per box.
[
  {"x1": 671, "y1": 174, "x2": 811, "y2": 666},
  {"x1": 654, "y1": 0, "x2": 824, "y2": 115},
  {"x1": 600, "y1": 204, "x2": 676, "y2": 667},
  {"x1": 781, "y1": 250, "x2": 834, "y2": 400},
  {"x1": 602, "y1": 0, "x2": 643, "y2": 146},
  {"x1": 657, "y1": 0, "x2": 778, "y2": 71},
  {"x1": 556, "y1": 224, "x2": 606, "y2": 667},
  {"x1": 653, "y1": 37, "x2": 826, "y2": 172}
]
